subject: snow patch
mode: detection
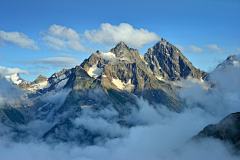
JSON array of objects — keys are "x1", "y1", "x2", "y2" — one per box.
[
  {"x1": 53, "y1": 74, "x2": 67, "y2": 83},
  {"x1": 56, "y1": 78, "x2": 69, "y2": 90},
  {"x1": 28, "y1": 81, "x2": 50, "y2": 92},
  {"x1": 112, "y1": 78, "x2": 134, "y2": 91},
  {"x1": 38, "y1": 102, "x2": 51, "y2": 111},
  {"x1": 81, "y1": 105, "x2": 92, "y2": 109},
  {"x1": 233, "y1": 61, "x2": 240, "y2": 67},
  {"x1": 5, "y1": 73, "x2": 22, "y2": 85},
  {"x1": 156, "y1": 76, "x2": 165, "y2": 81},
  {"x1": 88, "y1": 62, "x2": 103, "y2": 78}
]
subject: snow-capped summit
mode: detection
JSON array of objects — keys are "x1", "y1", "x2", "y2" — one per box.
[
  {"x1": 5, "y1": 73, "x2": 30, "y2": 85},
  {"x1": 212, "y1": 54, "x2": 240, "y2": 72}
]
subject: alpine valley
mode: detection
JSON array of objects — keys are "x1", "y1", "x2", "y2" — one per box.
[{"x1": 1, "y1": 39, "x2": 240, "y2": 160}]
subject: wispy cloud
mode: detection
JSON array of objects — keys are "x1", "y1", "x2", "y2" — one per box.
[
  {"x1": 84, "y1": 23, "x2": 160, "y2": 47},
  {"x1": 0, "y1": 30, "x2": 41, "y2": 50},
  {"x1": 14, "y1": 57, "x2": 81, "y2": 67},
  {"x1": 175, "y1": 45, "x2": 203, "y2": 53},
  {"x1": 205, "y1": 44, "x2": 222, "y2": 53},
  {"x1": 67, "y1": 41, "x2": 85, "y2": 51},
  {"x1": 30, "y1": 70, "x2": 46, "y2": 75},
  {"x1": 59, "y1": 53, "x2": 77, "y2": 57},
  {"x1": 175, "y1": 45, "x2": 189, "y2": 53},
  {"x1": 237, "y1": 48, "x2": 240, "y2": 52},
  {"x1": 189, "y1": 45, "x2": 203, "y2": 52}
]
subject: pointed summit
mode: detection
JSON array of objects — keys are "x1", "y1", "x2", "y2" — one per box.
[
  {"x1": 32, "y1": 75, "x2": 48, "y2": 84},
  {"x1": 110, "y1": 41, "x2": 142, "y2": 62},
  {"x1": 144, "y1": 38, "x2": 207, "y2": 80},
  {"x1": 116, "y1": 41, "x2": 128, "y2": 48}
]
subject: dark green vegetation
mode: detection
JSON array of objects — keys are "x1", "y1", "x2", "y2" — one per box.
[{"x1": 0, "y1": 106, "x2": 25, "y2": 124}]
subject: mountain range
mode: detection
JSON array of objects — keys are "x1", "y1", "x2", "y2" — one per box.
[{"x1": 0, "y1": 38, "x2": 239, "y2": 156}]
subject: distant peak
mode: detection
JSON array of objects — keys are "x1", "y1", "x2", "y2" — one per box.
[
  {"x1": 37, "y1": 75, "x2": 46, "y2": 78},
  {"x1": 227, "y1": 54, "x2": 236, "y2": 60},
  {"x1": 33, "y1": 75, "x2": 47, "y2": 84}
]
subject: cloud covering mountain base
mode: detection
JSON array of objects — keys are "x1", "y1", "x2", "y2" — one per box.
[{"x1": 0, "y1": 100, "x2": 238, "y2": 160}]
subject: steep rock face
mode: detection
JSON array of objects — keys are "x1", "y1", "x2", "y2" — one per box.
[
  {"x1": 144, "y1": 38, "x2": 207, "y2": 81},
  {"x1": 192, "y1": 112, "x2": 240, "y2": 154},
  {"x1": 101, "y1": 62, "x2": 181, "y2": 112},
  {"x1": 110, "y1": 41, "x2": 142, "y2": 63},
  {"x1": 79, "y1": 42, "x2": 181, "y2": 113}
]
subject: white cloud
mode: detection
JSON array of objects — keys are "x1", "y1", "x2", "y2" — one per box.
[
  {"x1": 59, "y1": 53, "x2": 77, "y2": 57},
  {"x1": 48, "y1": 24, "x2": 80, "y2": 40},
  {"x1": 84, "y1": 23, "x2": 160, "y2": 47},
  {"x1": 67, "y1": 41, "x2": 85, "y2": 51},
  {"x1": 40, "y1": 36, "x2": 67, "y2": 51},
  {"x1": 0, "y1": 66, "x2": 29, "y2": 77},
  {"x1": 15, "y1": 57, "x2": 80, "y2": 67},
  {"x1": 237, "y1": 48, "x2": 240, "y2": 52},
  {"x1": 0, "y1": 30, "x2": 41, "y2": 50},
  {"x1": 189, "y1": 45, "x2": 203, "y2": 52},
  {"x1": 205, "y1": 44, "x2": 222, "y2": 53},
  {"x1": 40, "y1": 25, "x2": 86, "y2": 52},
  {"x1": 30, "y1": 70, "x2": 46, "y2": 75},
  {"x1": 0, "y1": 78, "x2": 27, "y2": 105},
  {"x1": 93, "y1": 51, "x2": 117, "y2": 63}
]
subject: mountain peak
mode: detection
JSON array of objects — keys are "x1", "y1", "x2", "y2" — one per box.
[
  {"x1": 226, "y1": 54, "x2": 237, "y2": 60},
  {"x1": 144, "y1": 39, "x2": 207, "y2": 80},
  {"x1": 32, "y1": 75, "x2": 47, "y2": 84},
  {"x1": 109, "y1": 42, "x2": 141, "y2": 62},
  {"x1": 114, "y1": 41, "x2": 129, "y2": 50},
  {"x1": 160, "y1": 38, "x2": 167, "y2": 43}
]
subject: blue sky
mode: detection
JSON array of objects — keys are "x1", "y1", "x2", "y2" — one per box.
[{"x1": 0, "y1": 0, "x2": 239, "y2": 81}]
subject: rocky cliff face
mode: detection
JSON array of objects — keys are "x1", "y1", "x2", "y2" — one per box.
[{"x1": 144, "y1": 38, "x2": 207, "y2": 81}]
